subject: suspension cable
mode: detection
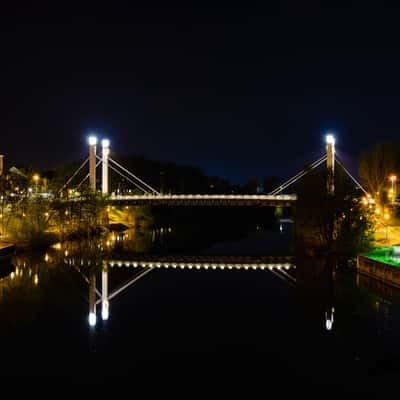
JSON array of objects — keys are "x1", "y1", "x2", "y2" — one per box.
[
  {"x1": 269, "y1": 269, "x2": 296, "y2": 287},
  {"x1": 269, "y1": 155, "x2": 326, "y2": 194},
  {"x1": 108, "y1": 157, "x2": 159, "y2": 194},
  {"x1": 95, "y1": 154, "x2": 151, "y2": 194},
  {"x1": 335, "y1": 158, "x2": 368, "y2": 195},
  {"x1": 58, "y1": 158, "x2": 89, "y2": 194},
  {"x1": 103, "y1": 267, "x2": 155, "y2": 303},
  {"x1": 75, "y1": 160, "x2": 101, "y2": 192},
  {"x1": 108, "y1": 163, "x2": 150, "y2": 194},
  {"x1": 269, "y1": 155, "x2": 327, "y2": 194},
  {"x1": 273, "y1": 157, "x2": 326, "y2": 193}
]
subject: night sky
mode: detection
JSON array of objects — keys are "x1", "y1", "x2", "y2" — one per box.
[{"x1": 2, "y1": 1, "x2": 400, "y2": 183}]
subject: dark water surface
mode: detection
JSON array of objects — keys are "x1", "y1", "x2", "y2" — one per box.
[{"x1": 1, "y1": 211, "x2": 400, "y2": 392}]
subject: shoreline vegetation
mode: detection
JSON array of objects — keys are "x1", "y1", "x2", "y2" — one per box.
[{"x1": 0, "y1": 194, "x2": 152, "y2": 252}]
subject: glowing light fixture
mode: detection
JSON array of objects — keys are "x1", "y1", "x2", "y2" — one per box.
[
  {"x1": 88, "y1": 136, "x2": 97, "y2": 146},
  {"x1": 88, "y1": 312, "x2": 97, "y2": 327},
  {"x1": 101, "y1": 139, "x2": 110, "y2": 148},
  {"x1": 102, "y1": 301, "x2": 109, "y2": 321},
  {"x1": 325, "y1": 134, "x2": 335, "y2": 145}
]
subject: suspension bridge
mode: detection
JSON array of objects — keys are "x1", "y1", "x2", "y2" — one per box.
[
  {"x1": 58, "y1": 134, "x2": 367, "y2": 207},
  {"x1": 53, "y1": 134, "x2": 368, "y2": 328}
]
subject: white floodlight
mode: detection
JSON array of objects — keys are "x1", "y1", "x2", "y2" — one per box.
[
  {"x1": 325, "y1": 134, "x2": 335, "y2": 145},
  {"x1": 88, "y1": 136, "x2": 97, "y2": 146}
]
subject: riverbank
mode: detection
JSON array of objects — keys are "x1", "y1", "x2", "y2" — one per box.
[
  {"x1": 374, "y1": 223, "x2": 400, "y2": 246},
  {"x1": 0, "y1": 242, "x2": 16, "y2": 263},
  {"x1": 2, "y1": 226, "x2": 108, "y2": 253}
]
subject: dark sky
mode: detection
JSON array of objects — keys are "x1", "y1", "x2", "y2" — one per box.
[{"x1": 1, "y1": 1, "x2": 400, "y2": 183}]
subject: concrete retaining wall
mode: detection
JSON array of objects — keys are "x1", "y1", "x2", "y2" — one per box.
[{"x1": 357, "y1": 254, "x2": 400, "y2": 289}]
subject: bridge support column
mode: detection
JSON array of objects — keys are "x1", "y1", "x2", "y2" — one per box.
[
  {"x1": 88, "y1": 273, "x2": 97, "y2": 327},
  {"x1": 326, "y1": 134, "x2": 335, "y2": 195},
  {"x1": 102, "y1": 139, "x2": 110, "y2": 195},
  {"x1": 0, "y1": 155, "x2": 3, "y2": 177},
  {"x1": 88, "y1": 136, "x2": 97, "y2": 192},
  {"x1": 101, "y1": 262, "x2": 109, "y2": 320}
]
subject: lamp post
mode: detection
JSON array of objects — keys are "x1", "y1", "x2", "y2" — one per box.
[
  {"x1": 384, "y1": 212, "x2": 390, "y2": 245},
  {"x1": 32, "y1": 174, "x2": 40, "y2": 194},
  {"x1": 390, "y1": 175, "x2": 397, "y2": 205}
]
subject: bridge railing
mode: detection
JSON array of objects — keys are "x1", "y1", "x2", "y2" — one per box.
[{"x1": 109, "y1": 193, "x2": 297, "y2": 200}]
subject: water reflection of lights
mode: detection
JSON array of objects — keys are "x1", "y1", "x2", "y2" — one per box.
[
  {"x1": 88, "y1": 312, "x2": 96, "y2": 327},
  {"x1": 325, "y1": 307, "x2": 335, "y2": 331},
  {"x1": 101, "y1": 300, "x2": 109, "y2": 321},
  {"x1": 106, "y1": 260, "x2": 296, "y2": 271}
]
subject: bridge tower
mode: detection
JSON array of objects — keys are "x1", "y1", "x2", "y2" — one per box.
[
  {"x1": 326, "y1": 134, "x2": 335, "y2": 195},
  {"x1": 102, "y1": 139, "x2": 110, "y2": 195},
  {"x1": 88, "y1": 136, "x2": 97, "y2": 192},
  {"x1": 0, "y1": 155, "x2": 3, "y2": 176}
]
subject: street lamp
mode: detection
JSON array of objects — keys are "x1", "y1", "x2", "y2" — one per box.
[
  {"x1": 32, "y1": 173, "x2": 40, "y2": 193},
  {"x1": 390, "y1": 175, "x2": 397, "y2": 205}
]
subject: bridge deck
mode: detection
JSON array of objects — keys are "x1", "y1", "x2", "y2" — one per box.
[{"x1": 109, "y1": 194, "x2": 297, "y2": 207}]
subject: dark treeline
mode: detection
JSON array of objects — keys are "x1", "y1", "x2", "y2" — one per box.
[
  {"x1": 41, "y1": 154, "x2": 280, "y2": 195},
  {"x1": 111, "y1": 155, "x2": 281, "y2": 194}
]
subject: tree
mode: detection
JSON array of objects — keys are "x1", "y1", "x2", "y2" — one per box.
[
  {"x1": 296, "y1": 166, "x2": 374, "y2": 262},
  {"x1": 242, "y1": 176, "x2": 259, "y2": 193},
  {"x1": 359, "y1": 143, "x2": 400, "y2": 207},
  {"x1": 263, "y1": 176, "x2": 279, "y2": 193}
]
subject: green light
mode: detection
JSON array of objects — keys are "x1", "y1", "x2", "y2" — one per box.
[{"x1": 362, "y1": 246, "x2": 400, "y2": 267}]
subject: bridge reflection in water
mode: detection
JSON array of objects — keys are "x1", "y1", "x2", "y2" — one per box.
[
  {"x1": 1, "y1": 251, "x2": 343, "y2": 339},
  {"x1": 84, "y1": 255, "x2": 296, "y2": 328}
]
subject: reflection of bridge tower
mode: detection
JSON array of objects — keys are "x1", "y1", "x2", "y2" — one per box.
[
  {"x1": 88, "y1": 263, "x2": 109, "y2": 328},
  {"x1": 88, "y1": 273, "x2": 96, "y2": 327},
  {"x1": 101, "y1": 262, "x2": 109, "y2": 321}
]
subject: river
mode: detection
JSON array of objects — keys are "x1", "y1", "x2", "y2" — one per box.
[{"x1": 0, "y1": 208, "x2": 399, "y2": 392}]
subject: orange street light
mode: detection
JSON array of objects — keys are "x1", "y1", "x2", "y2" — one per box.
[{"x1": 32, "y1": 174, "x2": 40, "y2": 193}]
